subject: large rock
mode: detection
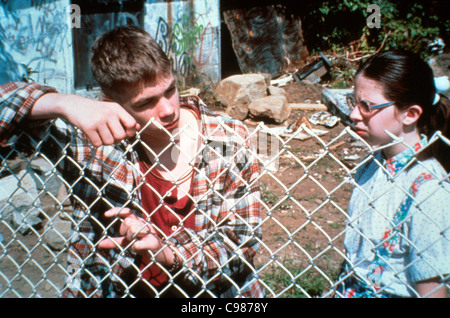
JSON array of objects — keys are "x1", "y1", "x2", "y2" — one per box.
[
  {"x1": 44, "y1": 217, "x2": 72, "y2": 251},
  {"x1": 248, "y1": 95, "x2": 291, "y2": 124},
  {"x1": 214, "y1": 74, "x2": 267, "y2": 121},
  {"x1": 30, "y1": 157, "x2": 62, "y2": 195},
  {"x1": 267, "y1": 85, "x2": 286, "y2": 97},
  {"x1": 0, "y1": 170, "x2": 44, "y2": 234}
]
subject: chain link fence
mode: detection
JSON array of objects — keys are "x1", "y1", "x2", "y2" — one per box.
[{"x1": 0, "y1": 115, "x2": 449, "y2": 298}]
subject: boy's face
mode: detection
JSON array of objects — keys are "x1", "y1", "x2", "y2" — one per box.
[{"x1": 117, "y1": 74, "x2": 180, "y2": 143}]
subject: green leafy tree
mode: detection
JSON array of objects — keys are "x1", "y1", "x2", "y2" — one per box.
[{"x1": 301, "y1": 0, "x2": 449, "y2": 59}]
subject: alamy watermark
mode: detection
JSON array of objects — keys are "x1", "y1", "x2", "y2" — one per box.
[
  {"x1": 70, "y1": 3, "x2": 381, "y2": 31},
  {"x1": 68, "y1": 4, "x2": 81, "y2": 29},
  {"x1": 65, "y1": 264, "x2": 81, "y2": 290},
  {"x1": 367, "y1": 4, "x2": 381, "y2": 29}
]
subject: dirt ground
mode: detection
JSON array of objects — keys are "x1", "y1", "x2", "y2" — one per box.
[
  {"x1": 2, "y1": 51, "x2": 450, "y2": 297},
  {"x1": 0, "y1": 79, "x2": 363, "y2": 298},
  {"x1": 201, "y1": 54, "x2": 450, "y2": 291},
  {"x1": 201, "y1": 78, "x2": 367, "y2": 297},
  {"x1": 250, "y1": 82, "x2": 354, "y2": 268}
]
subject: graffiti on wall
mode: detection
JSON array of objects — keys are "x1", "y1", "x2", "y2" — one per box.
[
  {"x1": 155, "y1": 15, "x2": 201, "y2": 79},
  {"x1": 0, "y1": 1, "x2": 73, "y2": 89},
  {"x1": 0, "y1": 0, "x2": 220, "y2": 90},
  {"x1": 153, "y1": 1, "x2": 218, "y2": 85}
]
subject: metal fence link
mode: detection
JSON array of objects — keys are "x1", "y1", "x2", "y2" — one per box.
[{"x1": 0, "y1": 118, "x2": 449, "y2": 298}]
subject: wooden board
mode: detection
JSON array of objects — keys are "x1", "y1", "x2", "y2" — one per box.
[
  {"x1": 289, "y1": 103, "x2": 328, "y2": 111},
  {"x1": 266, "y1": 126, "x2": 329, "y2": 141}
]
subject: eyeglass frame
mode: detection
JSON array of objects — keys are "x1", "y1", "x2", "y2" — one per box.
[{"x1": 346, "y1": 95, "x2": 395, "y2": 114}]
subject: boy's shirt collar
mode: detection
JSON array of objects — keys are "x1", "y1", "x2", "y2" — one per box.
[{"x1": 179, "y1": 94, "x2": 231, "y2": 143}]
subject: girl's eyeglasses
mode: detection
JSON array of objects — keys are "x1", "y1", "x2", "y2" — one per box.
[{"x1": 346, "y1": 95, "x2": 395, "y2": 115}]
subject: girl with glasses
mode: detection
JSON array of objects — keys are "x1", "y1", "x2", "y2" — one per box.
[{"x1": 335, "y1": 50, "x2": 450, "y2": 298}]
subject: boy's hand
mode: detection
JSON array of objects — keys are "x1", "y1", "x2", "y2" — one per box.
[
  {"x1": 30, "y1": 93, "x2": 140, "y2": 147},
  {"x1": 98, "y1": 207, "x2": 176, "y2": 267},
  {"x1": 98, "y1": 207, "x2": 160, "y2": 252}
]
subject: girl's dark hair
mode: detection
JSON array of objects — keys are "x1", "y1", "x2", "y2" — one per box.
[{"x1": 355, "y1": 50, "x2": 450, "y2": 172}]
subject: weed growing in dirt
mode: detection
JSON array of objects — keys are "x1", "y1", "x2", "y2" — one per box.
[{"x1": 260, "y1": 262, "x2": 340, "y2": 298}]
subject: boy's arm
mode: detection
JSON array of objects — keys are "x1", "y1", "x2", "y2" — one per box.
[
  {"x1": 30, "y1": 92, "x2": 139, "y2": 147},
  {"x1": 0, "y1": 82, "x2": 57, "y2": 145},
  {"x1": 1, "y1": 82, "x2": 139, "y2": 147}
]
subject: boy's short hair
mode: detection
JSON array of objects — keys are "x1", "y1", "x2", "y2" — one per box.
[{"x1": 90, "y1": 25, "x2": 172, "y2": 100}]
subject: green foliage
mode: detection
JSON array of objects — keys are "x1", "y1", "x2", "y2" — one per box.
[
  {"x1": 302, "y1": 0, "x2": 366, "y2": 54},
  {"x1": 261, "y1": 263, "x2": 339, "y2": 298},
  {"x1": 364, "y1": 1, "x2": 443, "y2": 58},
  {"x1": 260, "y1": 183, "x2": 292, "y2": 211},
  {"x1": 301, "y1": 0, "x2": 449, "y2": 59},
  {"x1": 329, "y1": 59, "x2": 356, "y2": 88}
]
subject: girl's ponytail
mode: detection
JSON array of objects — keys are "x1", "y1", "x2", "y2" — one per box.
[{"x1": 424, "y1": 93, "x2": 450, "y2": 172}]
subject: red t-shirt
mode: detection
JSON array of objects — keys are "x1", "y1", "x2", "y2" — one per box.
[{"x1": 138, "y1": 104, "x2": 199, "y2": 287}]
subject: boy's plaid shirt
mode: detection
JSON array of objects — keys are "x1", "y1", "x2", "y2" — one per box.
[{"x1": 0, "y1": 82, "x2": 264, "y2": 298}]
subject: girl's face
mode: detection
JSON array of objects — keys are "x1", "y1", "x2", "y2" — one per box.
[{"x1": 350, "y1": 75, "x2": 406, "y2": 148}]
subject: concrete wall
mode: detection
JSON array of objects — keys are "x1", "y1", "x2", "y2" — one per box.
[
  {"x1": 0, "y1": 0, "x2": 74, "y2": 92},
  {"x1": 0, "y1": 0, "x2": 221, "y2": 93},
  {"x1": 145, "y1": 0, "x2": 220, "y2": 88}
]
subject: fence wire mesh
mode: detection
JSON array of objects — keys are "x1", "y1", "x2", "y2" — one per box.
[{"x1": 0, "y1": 114, "x2": 449, "y2": 298}]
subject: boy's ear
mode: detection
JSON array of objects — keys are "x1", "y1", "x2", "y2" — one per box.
[
  {"x1": 102, "y1": 96, "x2": 114, "y2": 102},
  {"x1": 403, "y1": 105, "x2": 422, "y2": 126},
  {"x1": 102, "y1": 95, "x2": 123, "y2": 105}
]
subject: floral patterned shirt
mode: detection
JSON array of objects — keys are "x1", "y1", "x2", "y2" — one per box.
[{"x1": 339, "y1": 137, "x2": 450, "y2": 297}]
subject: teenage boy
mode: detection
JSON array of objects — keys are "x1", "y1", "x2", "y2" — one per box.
[{"x1": 0, "y1": 26, "x2": 263, "y2": 298}]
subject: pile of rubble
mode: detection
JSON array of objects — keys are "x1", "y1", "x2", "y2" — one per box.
[
  {"x1": 0, "y1": 156, "x2": 72, "y2": 250},
  {"x1": 213, "y1": 72, "x2": 350, "y2": 136},
  {"x1": 214, "y1": 73, "x2": 291, "y2": 123},
  {"x1": 212, "y1": 48, "x2": 354, "y2": 130}
]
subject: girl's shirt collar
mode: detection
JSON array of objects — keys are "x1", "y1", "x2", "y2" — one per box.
[{"x1": 383, "y1": 136, "x2": 428, "y2": 175}]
